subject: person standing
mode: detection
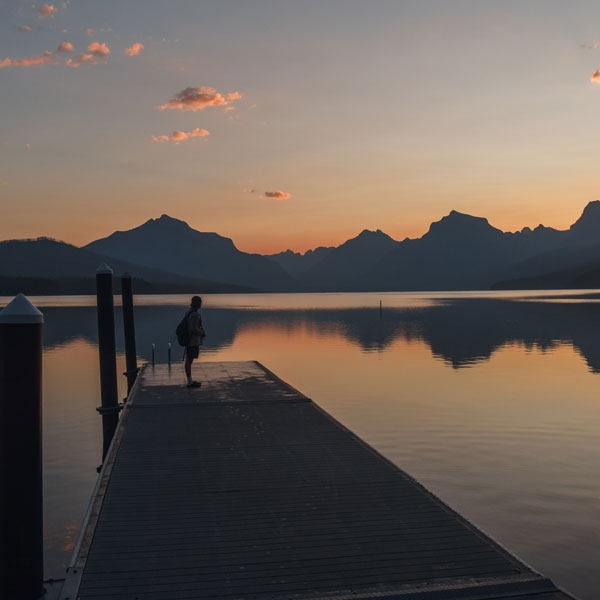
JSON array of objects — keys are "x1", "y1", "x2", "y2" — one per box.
[{"x1": 184, "y1": 295, "x2": 205, "y2": 387}]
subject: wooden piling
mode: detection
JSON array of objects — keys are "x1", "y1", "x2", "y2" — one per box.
[
  {"x1": 120, "y1": 274, "x2": 138, "y2": 394},
  {"x1": 95, "y1": 264, "x2": 120, "y2": 460}
]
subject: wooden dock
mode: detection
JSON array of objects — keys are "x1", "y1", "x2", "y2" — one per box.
[{"x1": 61, "y1": 361, "x2": 575, "y2": 600}]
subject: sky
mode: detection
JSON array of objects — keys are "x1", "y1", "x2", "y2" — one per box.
[{"x1": 1, "y1": 0, "x2": 599, "y2": 254}]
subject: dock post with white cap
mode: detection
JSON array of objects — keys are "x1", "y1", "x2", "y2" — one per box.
[
  {"x1": 0, "y1": 294, "x2": 44, "y2": 600},
  {"x1": 96, "y1": 264, "x2": 120, "y2": 461}
]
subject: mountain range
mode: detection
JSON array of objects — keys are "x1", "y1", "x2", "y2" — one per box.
[{"x1": 2, "y1": 201, "x2": 600, "y2": 294}]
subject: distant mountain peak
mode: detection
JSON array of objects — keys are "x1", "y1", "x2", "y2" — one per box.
[
  {"x1": 426, "y1": 210, "x2": 501, "y2": 240},
  {"x1": 355, "y1": 228, "x2": 394, "y2": 240},
  {"x1": 143, "y1": 214, "x2": 192, "y2": 230},
  {"x1": 446, "y1": 209, "x2": 488, "y2": 223},
  {"x1": 570, "y1": 200, "x2": 600, "y2": 235}
]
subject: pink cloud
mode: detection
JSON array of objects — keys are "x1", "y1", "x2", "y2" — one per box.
[
  {"x1": 86, "y1": 28, "x2": 95, "y2": 36},
  {"x1": 87, "y1": 42, "x2": 110, "y2": 57},
  {"x1": 243, "y1": 187, "x2": 256, "y2": 193},
  {"x1": 262, "y1": 190, "x2": 292, "y2": 199},
  {"x1": 125, "y1": 42, "x2": 144, "y2": 56},
  {"x1": 152, "y1": 128, "x2": 210, "y2": 144},
  {"x1": 591, "y1": 69, "x2": 600, "y2": 84},
  {"x1": 56, "y1": 42, "x2": 74, "y2": 53},
  {"x1": 581, "y1": 42, "x2": 599, "y2": 50},
  {"x1": 158, "y1": 86, "x2": 242, "y2": 111},
  {"x1": 18, "y1": 25, "x2": 32, "y2": 32},
  {"x1": 66, "y1": 53, "x2": 97, "y2": 67},
  {"x1": 0, "y1": 51, "x2": 57, "y2": 69},
  {"x1": 38, "y1": 4, "x2": 58, "y2": 18}
]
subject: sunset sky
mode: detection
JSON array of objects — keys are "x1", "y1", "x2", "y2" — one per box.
[{"x1": 1, "y1": 0, "x2": 599, "y2": 254}]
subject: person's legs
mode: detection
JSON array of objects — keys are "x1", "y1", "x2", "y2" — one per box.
[{"x1": 185, "y1": 346, "x2": 201, "y2": 387}]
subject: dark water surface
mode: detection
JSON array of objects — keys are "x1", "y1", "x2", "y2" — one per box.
[{"x1": 9, "y1": 291, "x2": 600, "y2": 599}]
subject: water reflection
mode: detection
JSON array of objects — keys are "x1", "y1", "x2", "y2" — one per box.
[
  {"x1": 41, "y1": 298, "x2": 600, "y2": 371},
  {"x1": 38, "y1": 295, "x2": 600, "y2": 600}
]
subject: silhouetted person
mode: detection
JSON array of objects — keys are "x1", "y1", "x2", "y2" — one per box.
[{"x1": 184, "y1": 296, "x2": 205, "y2": 387}]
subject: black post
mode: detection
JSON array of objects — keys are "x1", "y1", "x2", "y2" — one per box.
[
  {"x1": 152, "y1": 343, "x2": 155, "y2": 366},
  {"x1": 121, "y1": 274, "x2": 138, "y2": 394},
  {"x1": 96, "y1": 264, "x2": 120, "y2": 460},
  {"x1": 168, "y1": 342, "x2": 172, "y2": 366},
  {"x1": 0, "y1": 294, "x2": 44, "y2": 599}
]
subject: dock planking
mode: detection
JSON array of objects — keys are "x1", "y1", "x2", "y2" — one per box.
[{"x1": 63, "y1": 361, "x2": 576, "y2": 600}]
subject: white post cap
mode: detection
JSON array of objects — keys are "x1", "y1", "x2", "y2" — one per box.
[
  {"x1": 96, "y1": 263, "x2": 113, "y2": 274},
  {"x1": 0, "y1": 293, "x2": 44, "y2": 324}
]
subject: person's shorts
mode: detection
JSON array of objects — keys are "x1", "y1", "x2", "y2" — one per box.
[{"x1": 186, "y1": 346, "x2": 200, "y2": 359}]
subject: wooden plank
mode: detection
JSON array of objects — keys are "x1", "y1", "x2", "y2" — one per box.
[{"x1": 64, "y1": 362, "x2": 577, "y2": 600}]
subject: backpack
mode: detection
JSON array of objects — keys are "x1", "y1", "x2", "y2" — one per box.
[{"x1": 175, "y1": 312, "x2": 191, "y2": 347}]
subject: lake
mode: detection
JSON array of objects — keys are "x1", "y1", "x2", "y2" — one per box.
[{"x1": 7, "y1": 291, "x2": 600, "y2": 599}]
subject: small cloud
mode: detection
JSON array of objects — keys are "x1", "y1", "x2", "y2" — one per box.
[
  {"x1": 18, "y1": 25, "x2": 32, "y2": 32},
  {"x1": 37, "y1": 4, "x2": 58, "y2": 18},
  {"x1": 262, "y1": 190, "x2": 291, "y2": 199},
  {"x1": 86, "y1": 28, "x2": 95, "y2": 36},
  {"x1": 62, "y1": 1, "x2": 69, "y2": 8},
  {"x1": 66, "y1": 53, "x2": 97, "y2": 67},
  {"x1": 158, "y1": 86, "x2": 242, "y2": 111},
  {"x1": 65, "y1": 43, "x2": 110, "y2": 66},
  {"x1": 1, "y1": 181, "x2": 7, "y2": 185},
  {"x1": 243, "y1": 187, "x2": 256, "y2": 193},
  {"x1": 26, "y1": 143, "x2": 31, "y2": 150},
  {"x1": 0, "y1": 51, "x2": 57, "y2": 69},
  {"x1": 581, "y1": 42, "x2": 599, "y2": 50},
  {"x1": 87, "y1": 42, "x2": 110, "y2": 57},
  {"x1": 124, "y1": 42, "x2": 144, "y2": 56},
  {"x1": 224, "y1": 106, "x2": 235, "y2": 112},
  {"x1": 152, "y1": 128, "x2": 210, "y2": 144},
  {"x1": 56, "y1": 41, "x2": 74, "y2": 53},
  {"x1": 591, "y1": 69, "x2": 600, "y2": 84}
]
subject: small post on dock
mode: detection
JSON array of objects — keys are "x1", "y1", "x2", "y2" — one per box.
[
  {"x1": 168, "y1": 342, "x2": 172, "y2": 366},
  {"x1": 96, "y1": 264, "x2": 120, "y2": 460},
  {"x1": 121, "y1": 273, "x2": 138, "y2": 394},
  {"x1": 152, "y1": 343, "x2": 155, "y2": 366},
  {"x1": 0, "y1": 294, "x2": 44, "y2": 600},
  {"x1": 379, "y1": 299, "x2": 382, "y2": 318}
]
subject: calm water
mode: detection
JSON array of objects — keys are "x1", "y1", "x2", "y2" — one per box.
[{"x1": 10, "y1": 291, "x2": 600, "y2": 599}]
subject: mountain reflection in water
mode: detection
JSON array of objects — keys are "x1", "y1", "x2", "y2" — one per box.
[{"x1": 41, "y1": 297, "x2": 600, "y2": 371}]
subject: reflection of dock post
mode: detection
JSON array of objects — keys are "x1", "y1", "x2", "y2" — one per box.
[
  {"x1": 121, "y1": 273, "x2": 138, "y2": 394},
  {"x1": 96, "y1": 264, "x2": 120, "y2": 461},
  {"x1": 0, "y1": 294, "x2": 44, "y2": 600}
]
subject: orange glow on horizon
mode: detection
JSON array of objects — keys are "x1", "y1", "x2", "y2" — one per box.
[{"x1": 1, "y1": 190, "x2": 596, "y2": 255}]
